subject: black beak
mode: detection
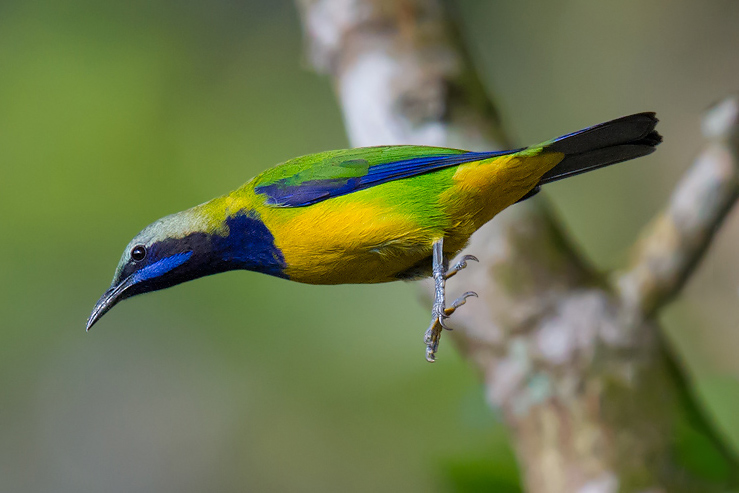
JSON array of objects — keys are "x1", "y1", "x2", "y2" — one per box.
[{"x1": 86, "y1": 276, "x2": 134, "y2": 331}]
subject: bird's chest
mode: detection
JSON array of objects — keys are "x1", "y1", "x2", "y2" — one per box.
[{"x1": 264, "y1": 199, "x2": 459, "y2": 284}]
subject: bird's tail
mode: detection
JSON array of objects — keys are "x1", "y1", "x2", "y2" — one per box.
[{"x1": 538, "y1": 112, "x2": 662, "y2": 185}]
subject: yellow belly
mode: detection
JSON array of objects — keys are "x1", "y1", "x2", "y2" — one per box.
[{"x1": 270, "y1": 194, "x2": 440, "y2": 284}]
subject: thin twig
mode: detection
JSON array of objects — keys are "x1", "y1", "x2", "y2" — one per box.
[{"x1": 616, "y1": 96, "x2": 739, "y2": 316}]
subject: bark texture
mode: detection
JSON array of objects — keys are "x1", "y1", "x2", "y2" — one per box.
[{"x1": 295, "y1": 1, "x2": 739, "y2": 491}]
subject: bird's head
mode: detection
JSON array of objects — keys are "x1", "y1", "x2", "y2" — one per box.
[
  {"x1": 86, "y1": 209, "x2": 223, "y2": 331},
  {"x1": 87, "y1": 204, "x2": 286, "y2": 331}
]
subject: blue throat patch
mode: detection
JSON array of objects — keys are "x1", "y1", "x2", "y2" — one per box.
[{"x1": 213, "y1": 211, "x2": 287, "y2": 278}]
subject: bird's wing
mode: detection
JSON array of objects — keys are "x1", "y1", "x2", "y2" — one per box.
[{"x1": 253, "y1": 145, "x2": 520, "y2": 207}]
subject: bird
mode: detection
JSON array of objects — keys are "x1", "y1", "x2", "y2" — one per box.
[{"x1": 87, "y1": 113, "x2": 661, "y2": 361}]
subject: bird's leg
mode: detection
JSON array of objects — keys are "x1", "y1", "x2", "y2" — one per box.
[{"x1": 423, "y1": 239, "x2": 478, "y2": 362}]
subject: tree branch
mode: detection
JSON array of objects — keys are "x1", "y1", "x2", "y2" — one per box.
[
  {"x1": 295, "y1": 1, "x2": 739, "y2": 491},
  {"x1": 617, "y1": 96, "x2": 739, "y2": 316}
]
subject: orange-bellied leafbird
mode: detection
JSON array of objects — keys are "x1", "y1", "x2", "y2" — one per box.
[{"x1": 87, "y1": 113, "x2": 661, "y2": 361}]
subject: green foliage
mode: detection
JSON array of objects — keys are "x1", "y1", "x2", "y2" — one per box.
[{"x1": 443, "y1": 458, "x2": 522, "y2": 493}]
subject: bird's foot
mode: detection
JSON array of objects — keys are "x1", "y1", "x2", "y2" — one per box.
[
  {"x1": 424, "y1": 240, "x2": 478, "y2": 362},
  {"x1": 424, "y1": 317, "x2": 444, "y2": 363},
  {"x1": 424, "y1": 291, "x2": 477, "y2": 362}
]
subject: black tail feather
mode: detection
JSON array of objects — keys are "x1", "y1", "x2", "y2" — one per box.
[{"x1": 538, "y1": 112, "x2": 662, "y2": 186}]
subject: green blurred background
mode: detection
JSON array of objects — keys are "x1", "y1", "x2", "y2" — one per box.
[{"x1": 1, "y1": 1, "x2": 738, "y2": 491}]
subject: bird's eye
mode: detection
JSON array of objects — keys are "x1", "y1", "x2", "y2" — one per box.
[{"x1": 131, "y1": 245, "x2": 147, "y2": 262}]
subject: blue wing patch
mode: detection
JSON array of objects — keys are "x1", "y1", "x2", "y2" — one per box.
[{"x1": 255, "y1": 149, "x2": 520, "y2": 207}]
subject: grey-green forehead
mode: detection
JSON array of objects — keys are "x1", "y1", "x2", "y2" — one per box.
[
  {"x1": 128, "y1": 223, "x2": 162, "y2": 247},
  {"x1": 130, "y1": 209, "x2": 208, "y2": 246},
  {"x1": 111, "y1": 212, "x2": 192, "y2": 281},
  {"x1": 110, "y1": 208, "x2": 216, "y2": 283},
  {"x1": 134, "y1": 214, "x2": 185, "y2": 244}
]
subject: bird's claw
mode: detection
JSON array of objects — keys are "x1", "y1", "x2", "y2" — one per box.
[
  {"x1": 444, "y1": 255, "x2": 479, "y2": 280},
  {"x1": 444, "y1": 291, "x2": 478, "y2": 316},
  {"x1": 434, "y1": 305, "x2": 452, "y2": 330}
]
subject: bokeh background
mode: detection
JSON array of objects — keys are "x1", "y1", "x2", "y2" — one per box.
[{"x1": 2, "y1": 1, "x2": 739, "y2": 491}]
